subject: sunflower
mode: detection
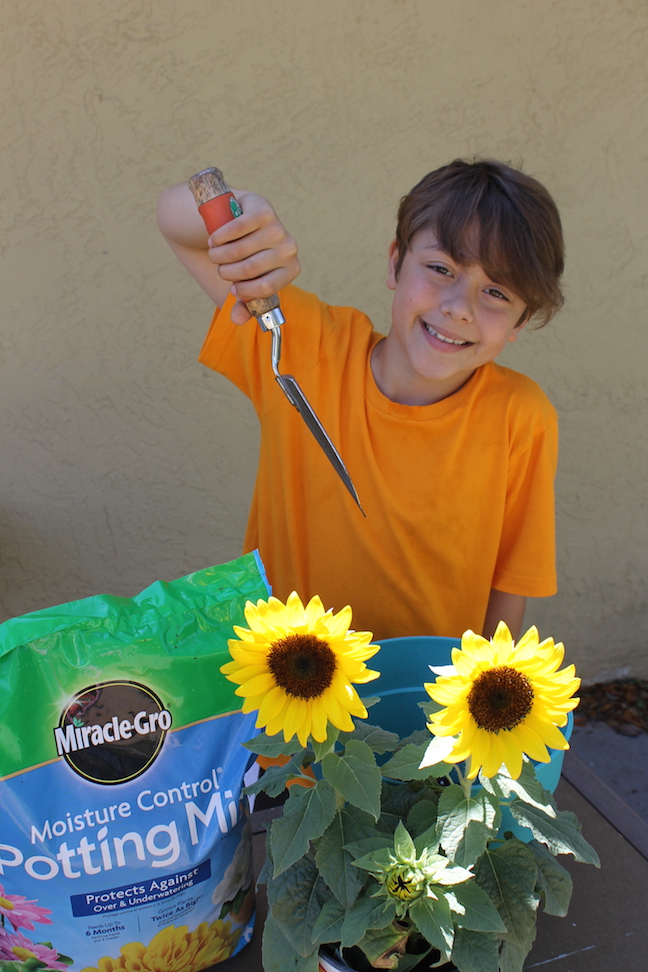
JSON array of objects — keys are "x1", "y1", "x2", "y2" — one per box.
[
  {"x1": 221, "y1": 591, "x2": 380, "y2": 746},
  {"x1": 425, "y1": 622, "x2": 580, "y2": 780}
]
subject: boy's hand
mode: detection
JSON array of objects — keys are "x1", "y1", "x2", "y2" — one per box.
[
  {"x1": 157, "y1": 183, "x2": 300, "y2": 319},
  {"x1": 207, "y1": 190, "x2": 300, "y2": 324}
]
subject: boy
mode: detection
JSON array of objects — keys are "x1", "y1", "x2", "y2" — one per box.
[{"x1": 156, "y1": 159, "x2": 563, "y2": 641}]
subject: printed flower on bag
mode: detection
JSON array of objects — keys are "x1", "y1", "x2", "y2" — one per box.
[
  {"x1": 80, "y1": 920, "x2": 242, "y2": 972},
  {"x1": 221, "y1": 591, "x2": 380, "y2": 746},
  {"x1": 0, "y1": 927, "x2": 69, "y2": 970},
  {"x1": 0, "y1": 883, "x2": 53, "y2": 932},
  {"x1": 424, "y1": 621, "x2": 580, "y2": 779}
]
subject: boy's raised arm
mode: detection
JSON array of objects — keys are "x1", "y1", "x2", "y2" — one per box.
[{"x1": 156, "y1": 181, "x2": 300, "y2": 324}]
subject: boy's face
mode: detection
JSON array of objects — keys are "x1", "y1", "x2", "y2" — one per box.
[{"x1": 374, "y1": 230, "x2": 528, "y2": 405}]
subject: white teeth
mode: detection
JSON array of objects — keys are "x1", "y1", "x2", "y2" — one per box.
[{"x1": 423, "y1": 322, "x2": 470, "y2": 345}]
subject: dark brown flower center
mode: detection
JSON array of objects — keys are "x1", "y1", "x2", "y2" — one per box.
[
  {"x1": 268, "y1": 634, "x2": 336, "y2": 699},
  {"x1": 467, "y1": 665, "x2": 534, "y2": 732}
]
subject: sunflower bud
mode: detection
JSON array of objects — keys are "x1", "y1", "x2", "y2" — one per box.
[{"x1": 385, "y1": 866, "x2": 424, "y2": 902}]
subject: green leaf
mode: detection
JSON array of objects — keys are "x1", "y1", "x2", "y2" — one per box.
[
  {"x1": 244, "y1": 751, "x2": 307, "y2": 797},
  {"x1": 271, "y1": 779, "x2": 338, "y2": 876},
  {"x1": 389, "y1": 948, "x2": 440, "y2": 972},
  {"x1": 262, "y1": 911, "x2": 320, "y2": 972},
  {"x1": 445, "y1": 880, "x2": 507, "y2": 933},
  {"x1": 1, "y1": 963, "x2": 49, "y2": 972},
  {"x1": 453, "y1": 819, "x2": 493, "y2": 868},
  {"x1": 311, "y1": 724, "x2": 341, "y2": 761},
  {"x1": 244, "y1": 732, "x2": 304, "y2": 757},
  {"x1": 269, "y1": 852, "x2": 331, "y2": 957},
  {"x1": 322, "y1": 740, "x2": 382, "y2": 820},
  {"x1": 257, "y1": 851, "x2": 272, "y2": 887},
  {"x1": 352, "y1": 846, "x2": 396, "y2": 873},
  {"x1": 409, "y1": 892, "x2": 454, "y2": 953},
  {"x1": 0, "y1": 963, "x2": 48, "y2": 972},
  {"x1": 359, "y1": 696, "x2": 381, "y2": 709},
  {"x1": 528, "y1": 840, "x2": 573, "y2": 917},
  {"x1": 393, "y1": 820, "x2": 416, "y2": 859},
  {"x1": 340, "y1": 893, "x2": 398, "y2": 947},
  {"x1": 353, "y1": 925, "x2": 414, "y2": 964},
  {"x1": 345, "y1": 835, "x2": 394, "y2": 865},
  {"x1": 498, "y1": 937, "x2": 537, "y2": 972},
  {"x1": 419, "y1": 698, "x2": 444, "y2": 719},
  {"x1": 508, "y1": 803, "x2": 600, "y2": 865},
  {"x1": 419, "y1": 734, "x2": 457, "y2": 768},
  {"x1": 399, "y1": 728, "x2": 434, "y2": 746},
  {"x1": 407, "y1": 793, "x2": 440, "y2": 844},
  {"x1": 311, "y1": 896, "x2": 347, "y2": 946},
  {"x1": 315, "y1": 808, "x2": 371, "y2": 907},
  {"x1": 340, "y1": 720, "x2": 401, "y2": 754},
  {"x1": 413, "y1": 825, "x2": 441, "y2": 858},
  {"x1": 381, "y1": 780, "x2": 425, "y2": 831},
  {"x1": 483, "y1": 760, "x2": 556, "y2": 814},
  {"x1": 437, "y1": 785, "x2": 500, "y2": 861},
  {"x1": 381, "y1": 741, "x2": 454, "y2": 781},
  {"x1": 450, "y1": 927, "x2": 500, "y2": 972},
  {"x1": 474, "y1": 841, "x2": 538, "y2": 947},
  {"x1": 433, "y1": 861, "x2": 477, "y2": 886}
]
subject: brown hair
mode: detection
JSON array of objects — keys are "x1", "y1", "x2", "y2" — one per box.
[{"x1": 394, "y1": 159, "x2": 564, "y2": 327}]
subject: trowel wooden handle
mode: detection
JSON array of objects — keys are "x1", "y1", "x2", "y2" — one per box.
[{"x1": 188, "y1": 167, "x2": 280, "y2": 318}]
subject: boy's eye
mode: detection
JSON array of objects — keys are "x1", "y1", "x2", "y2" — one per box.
[
  {"x1": 428, "y1": 264, "x2": 452, "y2": 276},
  {"x1": 485, "y1": 287, "x2": 509, "y2": 301}
]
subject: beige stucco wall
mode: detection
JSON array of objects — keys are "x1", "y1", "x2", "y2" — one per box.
[{"x1": 1, "y1": 0, "x2": 646, "y2": 681}]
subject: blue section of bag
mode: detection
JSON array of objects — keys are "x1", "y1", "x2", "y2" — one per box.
[{"x1": 0, "y1": 713, "x2": 258, "y2": 970}]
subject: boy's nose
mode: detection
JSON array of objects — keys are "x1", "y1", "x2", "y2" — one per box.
[{"x1": 440, "y1": 281, "x2": 473, "y2": 323}]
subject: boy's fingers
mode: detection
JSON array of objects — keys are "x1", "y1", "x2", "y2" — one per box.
[
  {"x1": 212, "y1": 245, "x2": 298, "y2": 284},
  {"x1": 208, "y1": 227, "x2": 298, "y2": 269},
  {"x1": 207, "y1": 190, "x2": 280, "y2": 246},
  {"x1": 203, "y1": 187, "x2": 300, "y2": 307},
  {"x1": 229, "y1": 298, "x2": 253, "y2": 326},
  {"x1": 228, "y1": 262, "x2": 301, "y2": 303}
]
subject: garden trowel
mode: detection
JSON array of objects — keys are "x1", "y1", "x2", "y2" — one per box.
[{"x1": 188, "y1": 166, "x2": 364, "y2": 515}]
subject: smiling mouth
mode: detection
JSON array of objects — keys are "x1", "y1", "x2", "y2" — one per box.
[{"x1": 422, "y1": 321, "x2": 472, "y2": 346}]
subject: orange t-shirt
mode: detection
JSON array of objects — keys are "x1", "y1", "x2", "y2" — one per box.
[{"x1": 198, "y1": 286, "x2": 558, "y2": 640}]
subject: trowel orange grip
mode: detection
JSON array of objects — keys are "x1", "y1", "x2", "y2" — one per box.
[
  {"x1": 188, "y1": 167, "x2": 239, "y2": 234},
  {"x1": 188, "y1": 166, "x2": 281, "y2": 318},
  {"x1": 196, "y1": 193, "x2": 239, "y2": 235}
]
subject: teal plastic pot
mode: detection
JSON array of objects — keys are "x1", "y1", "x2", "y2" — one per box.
[{"x1": 361, "y1": 635, "x2": 573, "y2": 842}]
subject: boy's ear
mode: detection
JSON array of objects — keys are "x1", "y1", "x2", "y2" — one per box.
[
  {"x1": 386, "y1": 239, "x2": 399, "y2": 291},
  {"x1": 508, "y1": 311, "x2": 531, "y2": 341}
]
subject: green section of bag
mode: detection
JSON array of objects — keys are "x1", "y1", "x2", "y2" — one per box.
[{"x1": 0, "y1": 552, "x2": 270, "y2": 778}]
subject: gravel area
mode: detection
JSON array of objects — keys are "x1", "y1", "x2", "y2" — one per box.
[{"x1": 575, "y1": 678, "x2": 648, "y2": 735}]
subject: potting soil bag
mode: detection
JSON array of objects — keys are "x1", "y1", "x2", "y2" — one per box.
[{"x1": 0, "y1": 552, "x2": 270, "y2": 972}]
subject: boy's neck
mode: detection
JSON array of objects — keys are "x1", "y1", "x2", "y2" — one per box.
[{"x1": 370, "y1": 340, "x2": 477, "y2": 406}]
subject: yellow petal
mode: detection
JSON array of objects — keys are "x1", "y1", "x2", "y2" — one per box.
[
  {"x1": 498, "y1": 732, "x2": 524, "y2": 780},
  {"x1": 237, "y1": 672, "x2": 277, "y2": 697},
  {"x1": 282, "y1": 696, "x2": 308, "y2": 743},
  {"x1": 310, "y1": 695, "x2": 330, "y2": 741},
  {"x1": 509, "y1": 721, "x2": 551, "y2": 763},
  {"x1": 257, "y1": 686, "x2": 288, "y2": 727}
]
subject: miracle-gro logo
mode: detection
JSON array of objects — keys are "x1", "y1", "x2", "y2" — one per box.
[{"x1": 54, "y1": 681, "x2": 172, "y2": 786}]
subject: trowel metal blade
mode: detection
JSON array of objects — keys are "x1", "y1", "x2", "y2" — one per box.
[{"x1": 275, "y1": 374, "x2": 365, "y2": 515}]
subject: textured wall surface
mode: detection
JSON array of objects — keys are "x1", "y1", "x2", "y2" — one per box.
[{"x1": 1, "y1": 0, "x2": 647, "y2": 680}]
